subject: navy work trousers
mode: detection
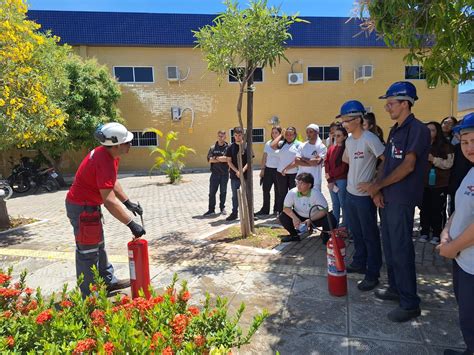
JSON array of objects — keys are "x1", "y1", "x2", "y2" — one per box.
[
  {"x1": 208, "y1": 172, "x2": 228, "y2": 212},
  {"x1": 453, "y1": 260, "x2": 474, "y2": 353},
  {"x1": 345, "y1": 192, "x2": 382, "y2": 281},
  {"x1": 380, "y1": 202, "x2": 420, "y2": 310}
]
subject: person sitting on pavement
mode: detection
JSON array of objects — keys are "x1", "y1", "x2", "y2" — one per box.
[
  {"x1": 279, "y1": 172, "x2": 336, "y2": 243},
  {"x1": 359, "y1": 81, "x2": 431, "y2": 323},
  {"x1": 437, "y1": 112, "x2": 474, "y2": 355},
  {"x1": 65, "y1": 122, "x2": 146, "y2": 297},
  {"x1": 339, "y1": 100, "x2": 385, "y2": 292},
  {"x1": 255, "y1": 126, "x2": 282, "y2": 217},
  {"x1": 294, "y1": 124, "x2": 327, "y2": 191},
  {"x1": 203, "y1": 130, "x2": 229, "y2": 217}
]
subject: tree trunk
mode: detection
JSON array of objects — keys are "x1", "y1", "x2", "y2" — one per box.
[
  {"x1": 40, "y1": 149, "x2": 67, "y2": 187},
  {"x1": 246, "y1": 75, "x2": 255, "y2": 233},
  {"x1": 0, "y1": 200, "x2": 10, "y2": 230}
]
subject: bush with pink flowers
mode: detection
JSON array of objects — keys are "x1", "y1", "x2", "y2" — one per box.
[{"x1": 0, "y1": 267, "x2": 267, "y2": 354}]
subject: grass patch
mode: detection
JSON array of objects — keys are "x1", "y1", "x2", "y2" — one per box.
[
  {"x1": 0, "y1": 217, "x2": 39, "y2": 232},
  {"x1": 208, "y1": 225, "x2": 287, "y2": 249}
]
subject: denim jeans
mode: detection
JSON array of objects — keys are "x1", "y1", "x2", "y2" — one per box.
[
  {"x1": 329, "y1": 179, "x2": 347, "y2": 227},
  {"x1": 380, "y1": 202, "x2": 420, "y2": 310},
  {"x1": 208, "y1": 173, "x2": 229, "y2": 212},
  {"x1": 453, "y1": 260, "x2": 474, "y2": 352},
  {"x1": 230, "y1": 178, "x2": 241, "y2": 215},
  {"x1": 345, "y1": 192, "x2": 382, "y2": 282}
]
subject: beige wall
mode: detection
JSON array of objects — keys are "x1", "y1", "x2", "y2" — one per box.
[{"x1": 60, "y1": 46, "x2": 460, "y2": 172}]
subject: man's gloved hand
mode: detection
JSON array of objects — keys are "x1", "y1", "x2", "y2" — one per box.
[
  {"x1": 123, "y1": 200, "x2": 143, "y2": 216},
  {"x1": 127, "y1": 220, "x2": 146, "y2": 238}
]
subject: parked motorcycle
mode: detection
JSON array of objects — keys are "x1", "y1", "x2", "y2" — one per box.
[{"x1": 7, "y1": 157, "x2": 60, "y2": 194}]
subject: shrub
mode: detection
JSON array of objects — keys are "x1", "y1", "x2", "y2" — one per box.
[
  {"x1": 0, "y1": 267, "x2": 267, "y2": 354},
  {"x1": 147, "y1": 129, "x2": 196, "y2": 184}
]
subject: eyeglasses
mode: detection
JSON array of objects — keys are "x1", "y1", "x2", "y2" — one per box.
[{"x1": 385, "y1": 101, "x2": 401, "y2": 109}]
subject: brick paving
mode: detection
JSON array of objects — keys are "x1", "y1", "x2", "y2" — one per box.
[{"x1": 0, "y1": 170, "x2": 462, "y2": 354}]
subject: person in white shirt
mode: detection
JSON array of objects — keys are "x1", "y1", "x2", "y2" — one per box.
[
  {"x1": 279, "y1": 172, "x2": 337, "y2": 243},
  {"x1": 295, "y1": 124, "x2": 327, "y2": 191},
  {"x1": 437, "y1": 113, "x2": 474, "y2": 355},
  {"x1": 339, "y1": 100, "x2": 385, "y2": 292},
  {"x1": 271, "y1": 126, "x2": 301, "y2": 214},
  {"x1": 256, "y1": 126, "x2": 282, "y2": 216}
]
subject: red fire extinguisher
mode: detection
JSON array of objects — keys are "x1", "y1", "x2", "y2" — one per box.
[
  {"x1": 326, "y1": 227, "x2": 347, "y2": 297},
  {"x1": 127, "y1": 205, "x2": 151, "y2": 299}
]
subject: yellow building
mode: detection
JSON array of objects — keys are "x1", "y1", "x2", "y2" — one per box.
[{"x1": 24, "y1": 11, "x2": 457, "y2": 173}]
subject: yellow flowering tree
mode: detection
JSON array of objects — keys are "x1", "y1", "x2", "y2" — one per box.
[{"x1": 0, "y1": 0, "x2": 69, "y2": 150}]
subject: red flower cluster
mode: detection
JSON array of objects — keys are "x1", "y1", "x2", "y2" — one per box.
[
  {"x1": 6, "y1": 335, "x2": 14, "y2": 348},
  {"x1": 60, "y1": 299, "x2": 73, "y2": 308},
  {"x1": 194, "y1": 334, "x2": 206, "y2": 347},
  {"x1": 0, "y1": 288, "x2": 21, "y2": 298},
  {"x1": 162, "y1": 346, "x2": 174, "y2": 355},
  {"x1": 172, "y1": 314, "x2": 189, "y2": 335},
  {"x1": 103, "y1": 341, "x2": 114, "y2": 354},
  {"x1": 36, "y1": 309, "x2": 53, "y2": 325},
  {"x1": 73, "y1": 338, "x2": 96, "y2": 354},
  {"x1": 91, "y1": 309, "x2": 106, "y2": 327},
  {"x1": 2, "y1": 310, "x2": 13, "y2": 318},
  {"x1": 179, "y1": 290, "x2": 191, "y2": 302},
  {"x1": 188, "y1": 306, "x2": 200, "y2": 316},
  {"x1": 0, "y1": 273, "x2": 11, "y2": 285}
]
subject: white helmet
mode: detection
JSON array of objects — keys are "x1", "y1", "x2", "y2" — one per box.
[{"x1": 94, "y1": 122, "x2": 134, "y2": 146}]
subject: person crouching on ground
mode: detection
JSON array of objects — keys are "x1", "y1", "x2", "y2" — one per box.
[
  {"x1": 437, "y1": 112, "x2": 474, "y2": 355},
  {"x1": 279, "y1": 172, "x2": 336, "y2": 243},
  {"x1": 66, "y1": 123, "x2": 146, "y2": 297}
]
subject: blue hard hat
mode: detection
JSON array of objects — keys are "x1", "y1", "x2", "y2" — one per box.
[
  {"x1": 379, "y1": 81, "x2": 418, "y2": 104},
  {"x1": 453, "y1": 112, "x2": 474, "y2": 133},
  {"x1": 336, "y1": 100, "x2": 366, "y2": 118}
]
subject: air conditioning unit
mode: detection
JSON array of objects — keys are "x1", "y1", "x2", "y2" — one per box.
[
  {"x1": 354, "y1": 65, "x2": 373, "y2": 83},
  {"x1": 166, "y1": 66, "x2": 180, "y2": 81},
  {"x1": 288, "y1": 73, "x2": 303, "y2": 85}
]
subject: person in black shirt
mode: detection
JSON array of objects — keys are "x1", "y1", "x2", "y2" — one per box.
[
  {"x1": 225, "y1": 127, "x2": 251, "y2": 221},
  {"x1": 203, "y1": 130, "x2": 229, "y2": 216}
]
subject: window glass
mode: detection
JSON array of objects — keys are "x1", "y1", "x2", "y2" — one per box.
[
  {"x1": 324, "y1": 67, "x2": 340, "y2": 81},
  {"x1": 130, "y1": 131, "x2": 158, "y2": 147},
  {"x1": 405, "y1": 65, "x2": 426, "y2": 79},
  {"x1": 134, "y1": 67, "x2": 154, "y2": 82},
  {"x1": 229, "y1": 128, "x2": 265, "y2": 143},
  {"x1": 114, "y1": 67, "x2": 134, "y2": 82},
  {"x1": 308, "y1": 67, "x2": 324, "y2": 81},
  {"x1": 228, "y1": 67, "x2": 263, "y2": 82}
]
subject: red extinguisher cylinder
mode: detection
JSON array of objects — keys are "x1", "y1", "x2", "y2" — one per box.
[
  {"x1": 128, "y1": 238, "x2": 151, "y2": 299},
  {"x1": 327, "y1": 231, "x2": 347, "y2": 297}
]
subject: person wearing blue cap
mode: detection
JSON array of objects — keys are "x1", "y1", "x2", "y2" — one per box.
[
  {"x1": 359, "y1": 81, "x2": 430, "y2": 322},
  {"x1": 437, "y1": 113, "x2": 474, "y2": 355},
  {"x1": 338, "y1": 100, "x2": 385, "y2": 292}
]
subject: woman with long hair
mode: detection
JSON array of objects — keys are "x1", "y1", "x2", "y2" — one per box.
[
  {"x1": 256, "y1": 126, "x2": 282, "y2": 216},
  {"x1": 271, "y1": 126, "x2": 301, "y2": 214},
  {"x1": 441, "y1": 116, "x2": 458, "y2": 144},
  {"x1": 324, "y1": 125, "x2": 349, "y2": 226},
  {"x1": 363, "y1": 112, "x2": 385, "y2": 144},
  {"x1": 419, "y1": 121, "x2": 454, "y2": 244}
]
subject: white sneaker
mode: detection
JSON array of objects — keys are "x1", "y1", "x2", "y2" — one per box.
[
  {"x1": 220, "y1": 208, "x2": 227, "y2": 215},
  {"x1": 430, "y1": 236, "x2": 440, "y2": 245},
  {"x1": 418, "y1": 235, "x2": 429, "y2": 243}
]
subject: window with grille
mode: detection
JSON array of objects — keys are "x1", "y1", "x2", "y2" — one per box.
[
  {"x1": 229, "y1": 128, "x2": 265, "y2": 143},
  {"x1": 405, "y1": 66, "x2": 426, "y2": 80},
  {"x1": 228, "y1": 67, "x2": 263, "y2": 83},
  {"x1": 130, "y1": 131, "x2": 158, "y2": 147},
  {"x1": 113, "y1": 66, "x2": 154, "y2": 83},
  {"x1": 318, "y1": 125, "x2": 331, "y2": 140},
  {"x1": 307, "y1": 66, "x2": 340, "y2": 81}
]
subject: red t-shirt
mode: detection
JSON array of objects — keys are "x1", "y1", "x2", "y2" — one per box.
[
  {"x1": 325, "y1": 145, "x2": 349, "y2": 183},
  {"x1": 66, "y1": 146, "x2": 119, "y2": 205}
]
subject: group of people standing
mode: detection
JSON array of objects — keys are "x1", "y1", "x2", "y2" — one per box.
[{"x1": 202, "y1": 81, "x2": 473, "y2": 355}]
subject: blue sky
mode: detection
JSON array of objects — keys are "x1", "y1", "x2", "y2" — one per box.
[{"x1": 29, "y1": 0, "x2": 473, "y2": 92}]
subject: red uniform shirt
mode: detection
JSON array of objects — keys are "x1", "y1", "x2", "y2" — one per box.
[
  {"x1": 66, "y1": 146, "x2": 119, "y2": 205},
  {"x1": 325, "y1": 145, "x2": 349, "y2": 183}
]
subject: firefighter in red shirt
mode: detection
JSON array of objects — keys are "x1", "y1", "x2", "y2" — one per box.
[{"x1": 66, "y1": 123, "x2": 146, "y2": 297}]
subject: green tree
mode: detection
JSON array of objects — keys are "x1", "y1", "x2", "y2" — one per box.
[
  {"x1": 194, "y1": 0, "x2": 304, "y2": 236},
  {"x1": 357, "y1": 0, "x2": 474, "y2": 86},
  {"x1": 147, "y1": 129, "x2": 196, "y2": 184},
  {"x1": 0, "y1": 0, "x2": 70, "y2": 150},
  {"x1": 35, "y1": 55, "x2": 123, "y2": 183}
]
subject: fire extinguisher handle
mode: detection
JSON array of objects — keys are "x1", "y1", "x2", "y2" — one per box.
[{"x1": 138, "y1": 202, "x2": 145, "y2": 229}]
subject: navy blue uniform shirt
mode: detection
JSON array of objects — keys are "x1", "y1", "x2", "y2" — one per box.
[{"x1": 381, "y1": 114, "x2": 430, "y2": 207}]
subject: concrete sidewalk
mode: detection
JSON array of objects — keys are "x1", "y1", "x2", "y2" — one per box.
[{"x1": 0, "y1": 172, "x2": 463, "y2": 354}]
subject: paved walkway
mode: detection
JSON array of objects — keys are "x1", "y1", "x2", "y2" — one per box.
[{"x1": 0, "y1": 171, "x2": 463, "y2": 354}]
